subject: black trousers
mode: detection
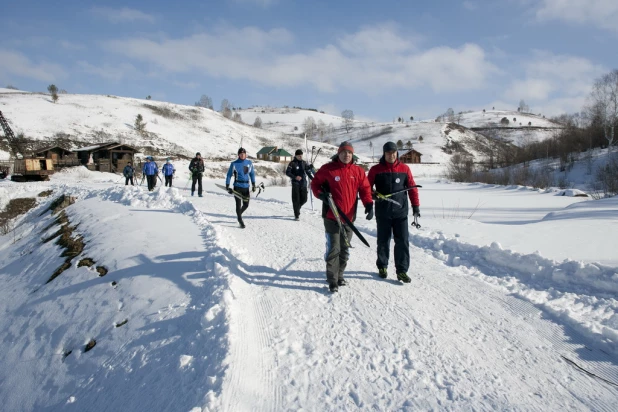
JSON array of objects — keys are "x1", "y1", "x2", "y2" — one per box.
[
  {"x1": 146, "y1": 175, "x2": 157, "y2": 191},
  {"x1": 191, "y1": 174, "x2": 203, "y2": 195},
  {"x1": 234, "y1": 187, "x2": 250, "y2": 220},
  {"x1": 323, "y1": 218, "x2": 354, "y2": 284},
  {"x1": 165, "y1": 175, "x2": 173, "y2": 187},
  {"x1": 291, "y1": 185, "x2": 308, "y2": 217},
  {"x1": 125, "y1": 176, "x2": 134, "y2": 185},
  {"x1": 376, "y1": 215, "x2": 410, "y2": 273}
]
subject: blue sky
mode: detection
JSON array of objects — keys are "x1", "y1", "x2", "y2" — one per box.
[{"x1": 1, "y1": 0, "x2": 617, "y2": 122}]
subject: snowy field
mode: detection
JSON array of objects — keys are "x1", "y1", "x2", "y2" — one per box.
[{"x1": 0, "y1": 167, "x2": 617, "y2": 411}]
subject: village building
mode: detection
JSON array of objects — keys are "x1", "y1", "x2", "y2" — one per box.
[
  {"x1": 73, "y1": 142, "x2": 138, "y2": 173},
  {"x1": 256, "y1": 146, "x2": 293, "y2": 163},
  {"x1": 33, "y1": 146, "x2": 81, "y2": 168},
  {"x1": 399, "y1": 149, "x2": 423, "y2": 164}
]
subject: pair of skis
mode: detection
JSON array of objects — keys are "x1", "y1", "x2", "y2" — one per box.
[
  {"x1": 215, "y1": 182, "x2": 265, "y2": 201},
  {"x1": 305, "y1": 134, "x2": 321, "y2": 211},
  {"x1": 324, "y1": 191, "x2": 370, "y2": 248},
  {"x1": 373, "y1": 185, "x2": 423, "y2": 207}
]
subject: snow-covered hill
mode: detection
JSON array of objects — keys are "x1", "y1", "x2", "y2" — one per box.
[{"x1": 0, "y1": 89, "x2": 339, "y2": 165}]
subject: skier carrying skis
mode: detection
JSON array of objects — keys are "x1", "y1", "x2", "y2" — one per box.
[
  {"x1": 142, "y1": 156, "x2": 159, "y2": 191},
  {"x1": 188, "y1": 152, "x2": 205, "y2": 196},
  {"x1": 285, "y1": 149, "x2": 315, "y2": 220},
  {"x1": 367, "y1": 141, "x2": 420, "y2": 283},
  {"x1": 225, "y1": 147, "x2": 256, "y2": 229},
  {"x1": 311, "y1": 141, "x2": 374, "y2": 293},
  {"x1": 123, "y1": 162, "x2": 135, "y2": 186},
  {"x1": 162, "y1": 158, "x2": 176, "y2": 187}
]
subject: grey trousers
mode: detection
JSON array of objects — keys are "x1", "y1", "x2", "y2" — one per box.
[{"x1": 323, "y1": 218, "x2": 354, "y2": 284}]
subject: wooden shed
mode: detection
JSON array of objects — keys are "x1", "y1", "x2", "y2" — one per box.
[
  {"x1": 256, "y1": 146, "x2": 293, "y2": 163},
  {"x1": 399, "y1": 149, "x2": 423, "y2": 164},
  {"x1": 11, "y1": 158, "x2": 54, "y2": 181},
  {"x1": 34, "y1": 146, "x2": 81, "y2": 168},
  {"x1": 73, "y1": 142, "x2": 138, "y2": 173}
]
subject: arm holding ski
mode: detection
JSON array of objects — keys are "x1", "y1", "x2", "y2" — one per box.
[{"x1": 250, "y1": 163, "x2": 256, "y2": 192}]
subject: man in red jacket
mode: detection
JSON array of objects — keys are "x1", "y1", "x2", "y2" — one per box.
[
  {"x1": 367, "y1": 141, "x2": 420, "y2": 283},
  {"x1": 311, "y1": 141, "x2": 374, "y2": 293}
]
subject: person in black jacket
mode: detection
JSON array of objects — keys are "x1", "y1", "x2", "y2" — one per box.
[
  {"x1": 188, "y1": 152, "x2": 205, "y2": 197},
  {"x1": 285, "y1": 149, "x2": 315, "y2": 220}
]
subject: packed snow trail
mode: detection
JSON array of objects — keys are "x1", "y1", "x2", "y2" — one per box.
[{"x1": 191, "y1": 188, "x2": 618, "y2": 411}]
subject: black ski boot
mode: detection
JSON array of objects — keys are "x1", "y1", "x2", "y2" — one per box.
[
  {"x1": 337, "y1": 279, "x2": 347, "y2": 287},
  {"x1": 329, "y1": 282, "x2": 339, "y2": 293},
  {"x1": 238, "y1": 217, "x2": 245, "y2": 229},
  {"x1": 378, "y1": 268, "x2": 388, "y2": 279},
  {"x1": 397, "y1": 272, "x2": 411, "y2": 283}
]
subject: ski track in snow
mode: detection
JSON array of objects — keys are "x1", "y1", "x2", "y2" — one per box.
[
  {"x1": 191, "y1": 187, "x2": 618, "y2": 410},
  {"x1": 0, "y1": 181, "x2": 617, "y2": 411}
]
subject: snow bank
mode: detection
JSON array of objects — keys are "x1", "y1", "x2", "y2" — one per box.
[{"x1": 409, "y1": 231, "x2": 618, "y2": 355}]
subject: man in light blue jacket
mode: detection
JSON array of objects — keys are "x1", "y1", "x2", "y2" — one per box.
[{"x1": 225, "y1": 147, "x2": 256, "y2": 228}]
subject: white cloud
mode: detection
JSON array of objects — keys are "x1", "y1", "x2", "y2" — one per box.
[
  {"x1": 230, "y1": 0, "x2": 279, "y2": 7},
  {"x1": 463, "y1": 1, "x2": 478, "y2": 11},
  {"x1": 77, "y1": 61, "x2": 138, "y2": 82},
  {"x1": 172, "y1": 80, "x2": 200, "y2": 89},
  {"x1": 534, "y1": 0, "x2": 618, "y2": 32},
  {"x1": 60, "y1": 40, "x2": 85, "y2": 51},
  {"x1": 102, "y1": 24, "x2": 497, "y2": 95},
  {"x1": 0, "y1": 49, "x2": 66, "y2": 82},
  {"x1": 502, "y1": 51, "x2": 607, "y2": 115},
  {"x1": 91, "y1": 7, "x2": 156, "y2": 24}
]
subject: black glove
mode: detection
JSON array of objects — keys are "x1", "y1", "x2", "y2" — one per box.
[
  {"x1": 318, "y1": 192, "x2": 328, "y2": 202},
  {"x1": 365, "y1": 203, "x2": 374, "y2": 220},
  {"x1": 226, "y1": 185, "x2": 233, "y2": 194},
  {"x1": 252, "y1": 184, "x2": 256, "y2": 193},
  {"x1": 412, "y1": 206, "x2": 421, "y2": 218}
]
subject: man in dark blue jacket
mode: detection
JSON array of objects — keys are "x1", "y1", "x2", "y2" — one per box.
[
  {"x1": 285, "y1": 149, "x2": 315, "y2": 220},
  {"x1": 123, "y1": 162, "x2": 135, "y2": 186},
  {"x1": 142, "y1": 157, "x2": 159, "y2": 191}
]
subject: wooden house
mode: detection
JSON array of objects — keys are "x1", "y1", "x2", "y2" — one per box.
[
  {"x1": 33, "y1": 146, "x2": 80, "y2": 168},
  {"x1": 256, "y1": 146, "x2": 293, "y2": 163},
  {"x1": 73, "y1": 142, "x2": 138, "y2": 173},
  {"x1": 399, "y1": 149, "x2": 422, "y2": 164}
]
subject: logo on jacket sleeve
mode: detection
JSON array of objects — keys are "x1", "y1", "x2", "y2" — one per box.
[
  {"x1": 396, "y1": 178, "x2": 401, "y2": 183},
  {"x1": 335, "y1": 176, "x2": 341, "y2": 182}
]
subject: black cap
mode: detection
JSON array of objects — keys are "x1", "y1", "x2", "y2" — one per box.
[
  {"x1": 383, "y1": 141, "x2": 398, "y2": 152},
  {"x1": 196, "y1": 152, "x2": 201, "y2": 156},
  {"x1": 238, "y1": 147, "x2": 246, "y2": 154},
  {"x1": 295, "y1": 149, "x2": 303, "y2": 156}
]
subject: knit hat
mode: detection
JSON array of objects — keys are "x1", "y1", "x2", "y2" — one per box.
[
  {"x1": 338, "y1": 141, "x2": 354, "y2": 154},
  {"x1": 238, "y1": 147, "x2": 247, "y2": 154},
  {"x1": 383, "y1": 141, "x2": 398, "y2": 153},
  {"x1": 196, "y1": 152, "x2": 201, "y2": 157},
  {"x1": 295, "y1": 149, "x2": 303, "y2": 156}
]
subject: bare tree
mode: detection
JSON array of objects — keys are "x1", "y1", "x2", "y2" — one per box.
[
  {"x1": 317, "y1": 119, "x2": 326, "y2": 141},
  {"x1": 47, "y1": 84, "x2": 58, "y2": 103},
  {"x1": 196, "y1": 94, "x2": 213, "y2": 109},
  {"x1": 253, "y1": 116, "x2": 262, "y2": 128},
  {"x1": 587, "y1": 69, "x2": 618, "y2": 153},
  {"x1": 445, "y1": 108, "x2": 455, "y2": 123},
  {"x1": 220, "y1": 98, "x2": 231, "y2": 113},
  {"x1": 342, "y1": 109, "x2": 354, "y2": 133},
  {"x1": 232, "y1": 112, "x2": 242, "y2": 123},
  {"x1": 303, "y1": 117, "x2": 317, "y2": 137},
  {"x1": 518, "y1": 99, "x2": 529, "y2": 113}
]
